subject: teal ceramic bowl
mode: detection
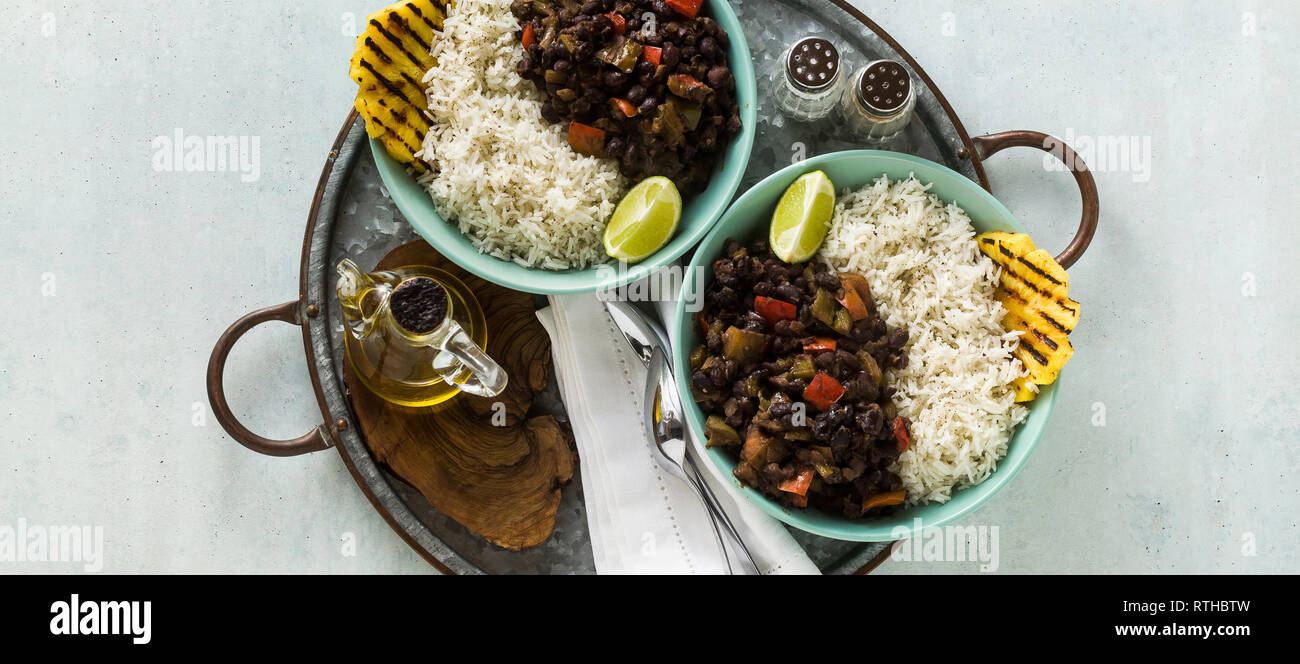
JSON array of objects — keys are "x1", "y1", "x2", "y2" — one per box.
[
  {"x1": 371, "y1": 1, "x2": 757, "y2": 294},
  {"x1": 672, "y1": 150, "x2": 1060, "y2": 541}
]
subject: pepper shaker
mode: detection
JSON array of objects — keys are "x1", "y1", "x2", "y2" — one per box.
[
  {"x1": 839, "y1": 59, "x2": 917, "y2": 147},
  {"x1": 770, "y1": 37, "x2": 844, "y2": 122}
]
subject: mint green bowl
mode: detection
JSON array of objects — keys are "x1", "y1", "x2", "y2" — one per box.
[
  {"x1": 672, "y1": 150, "x2": 1060, "y2": 542},
  {"x1": 370, "y1": 1, "x2": 757, "y2": 294}
]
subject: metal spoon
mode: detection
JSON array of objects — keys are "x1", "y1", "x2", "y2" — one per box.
[{"x1": 604, "y1": 300, "x2": 761, "y2": 575}]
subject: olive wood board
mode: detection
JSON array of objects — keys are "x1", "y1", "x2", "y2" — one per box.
[{"x1": 342, "y1": 240, "x2": 577, "y2": 551}]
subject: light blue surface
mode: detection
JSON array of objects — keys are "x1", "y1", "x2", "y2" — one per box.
[
  {"x1": 372, "y1": 0, "x2": 757, "y2": 294},
  {"x1": 673, "y1": 150, "x2": 1060, "y2": 541},
  {"x1": 1, "y1": 0, "x2": 1296, "y2": 573}
]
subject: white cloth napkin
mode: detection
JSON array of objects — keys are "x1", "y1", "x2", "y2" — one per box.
[{"x1": 537, "y1": 293, "x2": 820, "y2": 575}]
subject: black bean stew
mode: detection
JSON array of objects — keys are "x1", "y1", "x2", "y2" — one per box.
[
  {"x1": 511, "y1": 0, "x2": 742, "y2": 194},
  {"x1": 690, "y1": 238, "x2": 913, "y2": 518}
]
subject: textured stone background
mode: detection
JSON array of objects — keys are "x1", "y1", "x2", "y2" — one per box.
[{"x1": 1, "y1": 0, "x2": 1295, "y2": 573}]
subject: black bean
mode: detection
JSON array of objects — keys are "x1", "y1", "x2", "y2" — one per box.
[
  {"x1": 814, "y1": 351, "x2": 836, "y2": 370},
  {"x1": 691, "y1": 371, "x2": 713, "y2": 392},
  {"x1": 887, "y1": 328, "x2": 909, "y2": 349},
  {"x1": 775, "y1": 284, "x2": 802, "y2": 303},
  {"x1": 603, "y1": 70, "x2": 626, "y2": 88},
  {"x1": 540, "y1": 101, "x2": 560, "y2": 124},
  {"x1": 662, "y1": 44, "x2": 681, "y2": 68},
  {"x1": 814, "y1": 272, "x2": 842, "y2": 291},
  {"x1": 605, "y1": 137, "x2": 625, "y2": 159},
  {"x1": 699, "y1": 36, "x2": 717, "y2": 58},
  {"x1": 706, "y1": 65, "x2": 730, "y2": 88}
]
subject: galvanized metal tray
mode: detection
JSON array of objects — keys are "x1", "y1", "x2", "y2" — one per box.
[{"x1": 207, "y1": 0, "x2": 1097, "y2": 574}]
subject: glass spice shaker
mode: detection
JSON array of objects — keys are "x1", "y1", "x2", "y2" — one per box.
[
  {"x1": 839, "y1": 59, "x2": 917, "y2": 147},
  {"x1": 770, "y1": 36, "x2": 844, "y2": 122}
]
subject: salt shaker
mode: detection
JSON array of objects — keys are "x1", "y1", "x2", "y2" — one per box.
[
  {"x1": 839, "y1": 59, "x2": 917, "y2": 147},
  {"x1": 770, "y1": 37, "x2": 844, "y2": 122}
]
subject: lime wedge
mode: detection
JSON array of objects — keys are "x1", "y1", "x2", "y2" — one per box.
[
  {"x1": 770, "y1": 170, "x2": 836, "y2": 264},
  {"x1": 604, "y1": 176, "x2": 682, "y2": 263}
]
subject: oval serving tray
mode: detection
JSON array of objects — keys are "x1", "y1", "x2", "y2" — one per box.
[{"x1": 207, "y1": 0, "x2": 1097, "y2": 574}]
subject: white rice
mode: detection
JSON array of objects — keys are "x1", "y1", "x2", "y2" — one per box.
[
  {"x1": 416, "y1": 0, "x2": 628, "y2": 270},
  {"x1": 818, "y1": 174, "x2": 1028, "y2": 504}
]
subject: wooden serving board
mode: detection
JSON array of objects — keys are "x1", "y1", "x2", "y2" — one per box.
[{"x1": 342, "y1": 241, "x2": 576, "y2": 551}]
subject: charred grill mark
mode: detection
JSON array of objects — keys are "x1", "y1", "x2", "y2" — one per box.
[
  {"x1": 1038, "y1": 310, "x2": 1069, "y2": 334},
  {"x1": 1016, "y1": 255, "x2": 1062, "y2": 285},
  {"x1": 358, "y1": 58, "x2": 415, "y2": 106},
  {"x1": 1033, "y1": 328, "x2": 1059, "y2": 351},
  {"x1": 365, "y1": 106, "x2": 427, "y2": 173},
  {"x1": 1006, "y1": 312, "x2": 1062, "y2": 351},
  {"x1": 389, "y1": 9, "x2": 432, "y2": 52},
  {"x1": 993, "y1": 256, "x2": 1078, "y2": 314},
  {"x1": 1003, "y1": 291, "x2": 1073, "y2": 337},
  {"x1": 369, "y1": 18, "x2": 423, "y2": 68},
  {"x1": 409, "y1": 1, "x2": 446, "y2": 31},
  {"x1": 362, "y1": 36, "x2": 394, "y2": 65},
  {"x1": 1020, "y1": 338, "x2": 1050, "y2": 367}
]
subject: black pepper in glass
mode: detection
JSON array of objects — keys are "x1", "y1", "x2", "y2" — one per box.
[
  {"x1": 786, "y1": 37, "x2": 840, "y2": 93},
  {"x1": 857, "y1": 60, "x2": 911, "y2": 116},
  {"x1": 389, "y1": 278, "x2": 449, "y2": 335}
]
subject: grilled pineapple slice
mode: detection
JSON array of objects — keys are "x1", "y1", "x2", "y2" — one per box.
[
  {"x1": 349, "y1": 0, "x2": 448, "y2": 173},
  {"x1": 978, "y1": 231, "x2": 1081, "y2": 402}
]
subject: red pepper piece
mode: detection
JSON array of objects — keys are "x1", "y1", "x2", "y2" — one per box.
[
  {"x1": 567, "y1": 121, "x2": 607, "y2": 156},
  {"x1": 803, "y1": 337, "x2": 837, "y2": 353},
  {"x1": 642, "y1": 45, "x2": 662, "y2": 66},
  {"x1": 754, "y1": 296, "x2": 796, "y2": 325},
  {"x1": 665, "y1": 0, "x2": 704, "y2": 19},
  {"x1": 892, "y1": 416, "x2": 910, "y2": 452},
  {"x1": 803, "y1": 372, "x2": 846, "y2": 411},
  {"x1": 521, "y1": 23, "x2": 535, "y2": 50},
  {"x1": 778, "y1": 468, "x2": 814, "y2": 497}
]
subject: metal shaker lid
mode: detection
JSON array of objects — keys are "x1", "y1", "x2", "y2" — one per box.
[
  {"x1": 856, "y1": 60, "x2": 912, "y2": 115},
  {"x1": 785, "y1": 37, "x2": 840, "y2": 92}
]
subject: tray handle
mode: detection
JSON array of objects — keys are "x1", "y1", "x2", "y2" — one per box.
[
  {"x1": 970, "y1": 130, "x2": 1099, "y2": 269},
  {"x1": 207, "y1": 301, "x2": 331, "y2": 457}
]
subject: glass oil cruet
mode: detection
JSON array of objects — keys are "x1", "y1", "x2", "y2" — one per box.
[{"x1": 336, "y1": 259, "x2": 507, "y2": 407}]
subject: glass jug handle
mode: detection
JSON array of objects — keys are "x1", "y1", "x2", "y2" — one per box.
[{"x1": 432, "y1": 319, "x2": 508, "y2": 398}]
